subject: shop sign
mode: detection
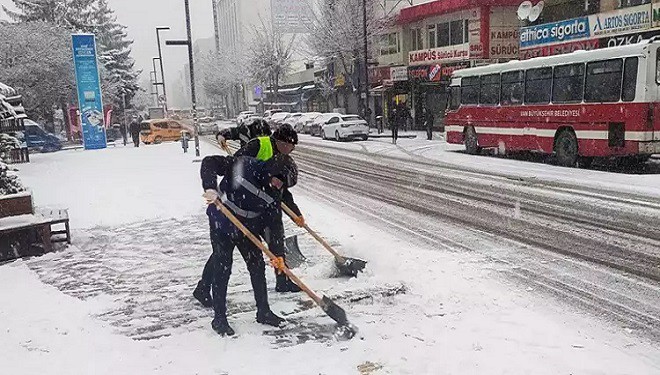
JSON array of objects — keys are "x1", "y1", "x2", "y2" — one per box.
[
  {"x1": 390, "y1": 66, "x2": 408, "y2": 81},
  {"x1": 520, "y1": 17, "x2": 591, "y2": 48},
  {"x1": 519, "y1": 38, "x2": 599, "y2": 59},
  {"x1": 468, "y1": 8, "x2": 483, "y2": 59},
  {"x1": 440, "y1": 62, "x2": 470, "y2": 80},
  {"x1": 590, "y1": 4, "x2": 652, "y2": 38},
  {"x1": 408, "y1": 44, "x2": 469, "y2": 66},
  {"x1": 408, "y1": 65, "x2": 429, "y2": 81},
  {"x1": 490, "y1": 28, "x2": 519, "y2": 59},
  {"x1": 599, "y1": 28, "x2": 660, "y2": 48},
  {"x1": 368, "y1": 67, "x2": 390, "y2": 85}
]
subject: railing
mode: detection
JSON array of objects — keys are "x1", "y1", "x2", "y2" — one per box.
[
  {"x1": 0, "y1": 117, "x2": 25, "y2": 133},
  {"x1": 7, "y1": 147, "x2": 30, "y2": 164}
]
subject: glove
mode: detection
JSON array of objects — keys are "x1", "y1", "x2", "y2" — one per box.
[
  {"x1": 270, "y1": 256, "x2": 286, "y2": 274},
  {"x1": 203, "y1": 189, "x2": 219, "y2": 205},
  {"x1": 293, "y1": 215, "x2": 305, "y2": 228},
  {"x1": 216, "y1": 134, "x2": 228, "y2": 148}
]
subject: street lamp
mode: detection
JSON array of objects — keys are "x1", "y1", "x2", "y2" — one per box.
[
  {"x1": 165, "y1": 0, "x2": 199, "y2": 157},
  {"x1": 156, "y1": 26, "x2": 170, "y2": 113},
  {"x1": 152, "y1": 57, "x2": 165, "y2": 113},
  {"x1": 362, "y1": 0, "x2": 370, "y2": 124},
  {"x1": 150, "y1": 70, "x2": 159, "y2": 106}
]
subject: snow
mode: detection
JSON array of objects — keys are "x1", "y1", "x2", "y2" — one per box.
[
  {"x1": 2, "y1": 140, "x2": 660, "y2": 374},
  {"x1": 0, "y1": 214, "x2": 47, "y2": 231},
  {"x1": 299, "y1": 131, "x2": 660, "y2": 198}
]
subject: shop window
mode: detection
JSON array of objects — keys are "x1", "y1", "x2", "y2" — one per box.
[
  {"x1": 501, "y1": 70, "x2": 524, "y2": 106},
  {"x1": 525, "y1": 67, "x2": 552, "y2": 104},
  {"x1": 411, "y1": 28, "x2": 423, "y2": 51},
  {"x1": 428, "y1": 25, "x2": 436, "y2": 49},
  {"x1": 450, "y1": 20, "x2": 464, "y2": 46},
  {"x1": 480, "y1": 74, "x2": 500, "y2": 105},
  {"x1": 622, "y1": 57, "x2": 638, "y2": 102},
  {"x1": 437, "y1": 22, "x2": 450, "y2": 47},
  {"x1": 585, "y1": 59, "x2": 623, "y2": 102},
  {"x1": 461, "y1": 76, "x2": 479, "y2": 105},
  {"x1": 552, "y1": 63, "x2": 585, "y2": 103}
]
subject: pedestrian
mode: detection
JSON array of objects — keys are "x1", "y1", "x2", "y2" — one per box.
[
  {"x1": 424, "y1": 108, "x2": 434, "y2": 141},
  {"x1": 129, "y1": 117, "x2": 140, "y2": 147},
  {"x1": 193, "y1": 123, "x2": 303, "y2": 310},
  {"x1": 119, "y1": 122, "x2": 128, "y2": 146},
  {"x1": 200, "y1": 153, "x2": 300, "y2": 336},
  {"x1": 389, "y1": 107, "x2": 399, "y2": 145},
  {"x1": 216, "y1": 118, "x2": 271, "y2": 149}
]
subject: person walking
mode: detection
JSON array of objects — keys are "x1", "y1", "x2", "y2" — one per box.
[
  {"x1": 388, "y1": 107, "x2": 398, "y2": 145},
  {"x1": 424, "y1": 108, "x2": 435, "y2": 141},
  {"x1": 129, "y1": 117, "x2": 140, "y2": 147},
  {"x1": 201, "y1": 154, "x2": 299, "y2": 336}
]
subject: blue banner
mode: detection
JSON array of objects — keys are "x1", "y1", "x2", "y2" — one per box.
[
  {"x1": 72, "y1": 34, "x2": 107, "y2": 150},
  {"x1": 520, "y1": 17, "x2": 591, "y2": 48}
]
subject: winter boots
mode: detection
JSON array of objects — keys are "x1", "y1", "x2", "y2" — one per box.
[
  {"x1": 256, "y1": 310, "x2": 285, "y2": 327},
  {"x1": 211, "y1": 317, "x2": 235, "y2": 336},
  {"x1": 275, "y1": 274, "x2": 302, "y2": 293},
  {"x1": 193, "y1": 281, "x2": 213, "y2": 308}
]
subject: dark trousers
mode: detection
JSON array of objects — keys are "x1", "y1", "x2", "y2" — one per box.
[
  {"x1": 210, "y1": 219, "x2": 270, "y2": 320},
  {"x1": 391, "y1": 126, "x2": 399, "y2": 144},
  {"x1": 132, "y1": 133, "x2": 140, "y2": 147},
  {"x1": 426, "y1": 126, "x2": 433, "y2": 140}
]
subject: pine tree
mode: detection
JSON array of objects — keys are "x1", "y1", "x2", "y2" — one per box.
[
  {"x1": 3, "y1": 0, "x2": 95, "y2": 30},
  {"x1": 0, "y1": 134, "x2": 25, "y2": 195}
]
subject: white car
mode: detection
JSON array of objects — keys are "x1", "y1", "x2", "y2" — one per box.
[
  {"x1": 236, "y1": 111, "x2": 255, "y2": 125},
  {"x1": 321, "y1": 114, "x2": 369, "y2": 141},
  {"x1": 297, "y1": 112, "x2": 322, "y2": 134},
  {"x1": 310, "y1": 113, "x2": 342, "y2": 137},
  {"x1": 284, "y1": 113, "x2": 303, "y2": 131},
  {"x1": 268, "y1": 112, "x2": 290, "y2": 129}
]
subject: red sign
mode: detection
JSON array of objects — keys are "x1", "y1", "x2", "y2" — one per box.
[
  {"x1": 520, "y1": 39, "x2": 600, "y2": 60},
  {"x1": 369, "y1": 67, "x2": 391, "y2": 86}
]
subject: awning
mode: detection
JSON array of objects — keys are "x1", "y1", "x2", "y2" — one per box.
[{"x1": 398, "y1": 0, "x2": 520, "y2": 24}]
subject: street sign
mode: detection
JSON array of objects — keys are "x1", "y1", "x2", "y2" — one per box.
[{"x1": 255, "y1": 86, "x2": 263, "y2": 98}]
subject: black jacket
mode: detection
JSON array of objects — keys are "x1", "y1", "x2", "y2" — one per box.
[
  {"x1": 129, "y1": 121, "x2": 140, "y2": 135},
  {"x1": 234, "y1": 137, "x2": 301, "y2": 216},
  {"x1": 218, "y1": 122, "x2": 272, "y2": 147}
]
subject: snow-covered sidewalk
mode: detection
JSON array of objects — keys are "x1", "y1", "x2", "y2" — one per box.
[{"x1": 2, "y1": 141, "x2": 659, "y2": 374}]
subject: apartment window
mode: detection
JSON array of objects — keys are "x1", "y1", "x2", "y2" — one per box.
[
  {"x1": 411, "y1": 28, "x2": 423, "y2": 51},
  {"x1": 437, "y1": 22, "x2": 450, "y2": 47},
  {"x1": 380, "y1": 33, "x2": 400, "y2": 55},
  {"x1": 464, "y1": 20, "x2": 469, "y2": 43},
  {"x1": 428, "y1": 25, "x2": 436, "y2": 48},
  {"x1": 619, "y1": 0, "x2": 650, "y2": 8},
  {"x1": 450, "y1": 20, "x2": 464, "y2": 46}
]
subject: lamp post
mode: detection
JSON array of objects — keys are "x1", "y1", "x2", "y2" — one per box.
[
  {"x1": 362, "y1": 0, "x2": 370, "y2": 124},
  {"x1": 166, "y1": 0, "x2": 199, "y2": 157},
  {"x1": 156, "y1": 27, "x2": 170, "y2": 113},
  {"x1": 153, "y1": 57, "x2": 166, "y2": 114},
  {"x1": 150, "y1": 70, "x2": 159, "y2": 106}
]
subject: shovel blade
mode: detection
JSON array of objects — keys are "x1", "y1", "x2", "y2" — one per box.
[
  {"x1": 335, "y1": 257, "x2": 367, "y2": 277},
  {"x1": 321, "y1": 296, "x2": 358, "y2": 340},
  {"x1": 284, "y1": 235, "x2": 306, "y2": 268}
]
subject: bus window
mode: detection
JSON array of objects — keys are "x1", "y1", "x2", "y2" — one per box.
[
  {"x1": 449, "y1": 86, "x2": 461, "y2": 110},
  {"x1": 501, "y1": 71, "x2": 524, "y2": 106},
  {"x1": 479, "y1": 74, "x2": 500, "y2": 105},
  {"x1": 552, "y1": 63, "x2": 585, "y2": 104},
  {"x1": 525, "y1": 67, "x2": 552, "y2": 104},
  {"x1": 585, "y1": 59, "x2": 623, "y2": 103},
  {"x1": 656, "y1": 48, "x2": 660, "y2": 84},
  {"x1": 622, "y1": 57, "x2": 638, "y2": 102},
  {"x1": 461, "y1": 76, "x2": 479, "y2": 105}
]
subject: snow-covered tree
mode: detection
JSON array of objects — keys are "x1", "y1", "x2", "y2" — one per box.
[
  {"x1": 0, "y1": 134, "x2": 25, "y2": 195},
  {"x1": 2, "y1": 0, "x2": 95, "y2": 29},
  {"x1": 199, "y1": 51, "x2": 244, "y2": 116},
  {"x1": 0, "y1": 22, "x2": 75, "y2": 126},
  {"x1": 247, "y1": 22, "x2": 297, "y2": 101}
]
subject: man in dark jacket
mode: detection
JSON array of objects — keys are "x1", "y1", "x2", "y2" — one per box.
[
  {"x1": 216, "y1": 118, "x2": 271, "y2": 149},
  {"x1": 200, "y1": 154, "x2": 299, "y2": 336},
  {"x1": 424, "y1": 108, "x2": 434, "y2": 141},
  {"x1": 129, "y1": 117, "x2": 140, "y2": 147}
]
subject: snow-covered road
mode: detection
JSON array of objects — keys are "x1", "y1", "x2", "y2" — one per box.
[{"x1": 2, "y1": 139, "x2": 659, "y2": 374}]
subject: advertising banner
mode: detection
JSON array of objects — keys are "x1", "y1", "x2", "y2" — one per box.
[
  {"x1": 490, "y1": 28, "x2": 519, "y2": 59},
  {"x1": 520, "y1": 17, "x2": 591, "y2": 48},
  {"x1": 520, "y1": 38, "x2": 599, "y2": 59},
  {"x1": 71, "y1": 34, "x2": 107, "y2": 150},
  {"x1": 271, "y1": 0, "x2": 312, "y2": 34},
  {"x1": 390, "y1": 66, "x2": 408, "y2": 81},
  {"x1": 408, "y1": 44, "x2": 469, "y2": 66},
  {"x1": 467, "y1": 8, "x2": 483, "y2": 59},
  {"x1": 589, "y1": 4, "x2": 651, "y2": 38}
]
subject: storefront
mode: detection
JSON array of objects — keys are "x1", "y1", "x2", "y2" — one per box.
[{"x1": 519, "y1": 3, "x2": 660, "y2": 59}]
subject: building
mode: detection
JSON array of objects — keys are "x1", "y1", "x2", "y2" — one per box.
[{"x1": 518, "y1": 0, "x2": 659, "y2": 59}]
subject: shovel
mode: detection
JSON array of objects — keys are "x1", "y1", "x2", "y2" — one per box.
[
  {"x1": 212, "y1": 198, "x2": 358, "y2": 339},
  {"x1": 282, "y1": 203, "x2": 367, "y2": 277}
]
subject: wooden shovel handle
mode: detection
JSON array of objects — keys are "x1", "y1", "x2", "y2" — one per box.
[
  {"x1": 213, "y1": 199, "x2": 323, "y2": 306},
  {"x1": 281, "y1": 203, "x2": 345, "y2": 262}
]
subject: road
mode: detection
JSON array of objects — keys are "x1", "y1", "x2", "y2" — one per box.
[{"x1": 210, "y1": 134, "x2": 660, "y2": 342}]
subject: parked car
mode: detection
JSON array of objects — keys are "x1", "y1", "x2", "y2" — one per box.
[
  {"x1": 283, "y1": 113, "x2": 303, "y2": 130},
  {"x1": 236, "y1": 111, "x2": 255, "y2": 125},
  {"x1": 22, "y1": 120, "x2": 63, "y2": 152},
  {"x1": 263, "y1": 109, "x2": 282, "y2": 120},
  {"x1": 198, "y1": 121, "x2": 218, "y2": 135},
  {"x1": 298, "y1": 112, "x2": 322, "y2": 134},
  {"x1": 321, "y1": 114, "x2": 369, "y2": 141},
  {"x1": 310, "y1": 113, "x2": 342, "y2": 137},
  {"x1": 268, "y1": 112, "x2": 290, "y2": 129},
  {"x1": 105, "y1": 125, "x2": 122, "y2": 142},
  {"x1": 140, "y1": 119, "x2": 187, "y2": 144}
]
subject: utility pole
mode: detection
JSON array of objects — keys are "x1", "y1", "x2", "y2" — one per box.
[
  {"x1": 166, "y1": 0, "x2": 200, "y2": 157},
  {"x1": 156, "y1": 27, "x2": 170, "y2": 113},
  {"x1": 212, "y1": 0, "x2": 220, "y2": 52},
  {"x1": 362, "y1": 0, "x2": 370, "y2": 124}
]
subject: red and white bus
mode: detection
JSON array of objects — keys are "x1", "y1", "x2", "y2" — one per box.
[{"x1": 445, "y1": 40, "x2": 660, "y2": 166}]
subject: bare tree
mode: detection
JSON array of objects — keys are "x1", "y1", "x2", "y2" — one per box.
[
  {"x1": 199, "y1": 50, "x2": 244, "y2": 117},
  {"x1": 247, "y1": 22, "x2": 297, "y2": 103}
]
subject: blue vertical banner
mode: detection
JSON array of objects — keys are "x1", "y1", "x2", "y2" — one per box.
[{"x1": 72, "y1": 34, "x2": 107, "y2": 150}]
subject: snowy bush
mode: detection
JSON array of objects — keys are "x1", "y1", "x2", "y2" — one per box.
[{"x1": 0, "y1": 133, "x2": 26, "y2": 195}]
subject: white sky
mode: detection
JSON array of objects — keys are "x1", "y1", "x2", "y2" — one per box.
[{"x1": 0, "y1": 0, "x2": 215, "y2": 91}]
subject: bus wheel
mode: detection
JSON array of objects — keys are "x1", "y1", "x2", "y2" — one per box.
[
  {"x1": 555, "y1": 130, "x2": 578, "y2": 167},
  {"x1": 464, "y1": 126, "x2": 480, "y2": 155}
]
